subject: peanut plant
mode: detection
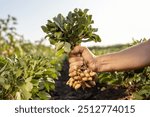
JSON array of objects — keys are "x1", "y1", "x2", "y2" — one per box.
[
  {"x1": 0, "y1": 16, "x2": 62, "y2": 99},
  {"x1": 42, "y1": 8, "x2": 101, "y2": 89}
]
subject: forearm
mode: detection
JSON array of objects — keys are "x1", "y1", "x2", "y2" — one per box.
[{"x1": 96, "y1": 40, "x2": 150, "y2": 72}]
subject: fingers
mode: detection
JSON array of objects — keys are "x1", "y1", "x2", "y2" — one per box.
[
  {"x1": 69, "y1": 57, "x2": 83, "y2": 63},
  {"x1": 69, "y1": 61, "x2": 83, "y2": 72},
  {"x1": 70, "y1": 46, "x2": 93, "y2": 64},
  {"x1": 69, "y1": 56, "x2": 84, "y2": 73},
  {"x1": 70, "y1": 45, "x2": 86, "y2": 55},
  {"x1": 69, "y1": 66, "x2": 78, "y2": 73},
  {"x1": 70, "y1": 61, "x2": 83, "y2": 67},
  {"x1": 69, "y1": 65, "x2": 78, "y2": 77}
]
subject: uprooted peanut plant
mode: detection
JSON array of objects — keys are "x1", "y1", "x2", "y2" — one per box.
[{"x1": 42, "y1": 8, "x2": 101, "y2": 89}]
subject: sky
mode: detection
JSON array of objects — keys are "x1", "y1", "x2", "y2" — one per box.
[{"x1": 0, "y1": 0, "x2": 150, "y2": 46}]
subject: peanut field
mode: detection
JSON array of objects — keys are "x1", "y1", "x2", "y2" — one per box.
[{"x1": 0, "y1": 14, "x2": 150, "y2": 100}]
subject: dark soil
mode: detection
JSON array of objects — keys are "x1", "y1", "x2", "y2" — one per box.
[{"x1": 51, "y1": 60, "x2": 129, "y2": 100}]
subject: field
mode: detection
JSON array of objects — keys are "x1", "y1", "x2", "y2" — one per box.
[{"x1": 0, "y1": 16, "x2": 150, "y2": 100}]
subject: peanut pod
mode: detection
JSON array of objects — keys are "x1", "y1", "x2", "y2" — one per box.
[{"x1": 67, "y1": 62, "x2": 97, "y2": 90}]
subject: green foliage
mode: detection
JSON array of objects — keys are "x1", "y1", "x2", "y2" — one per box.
[
  {"x1": 0, "y1": 16, "x2": 63, "y2": 100},
  {"x1": 42, "y1": 8, "x2": 101, "y2": 54},
  {"x1": 0, "y1": 55, "x2": 61, "y2": 100}
]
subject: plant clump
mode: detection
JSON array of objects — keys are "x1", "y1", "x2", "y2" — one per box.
[{"x1": 42, "y1": 8, "x2": 101, "y2": 89}]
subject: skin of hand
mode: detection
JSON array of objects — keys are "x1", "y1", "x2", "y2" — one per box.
[
  {"x1": 69, "y1": 39, "x2": 150, "y2": 74},
  {"x1": 69, "y1": 46, "x2": 97, "y2": 73}
]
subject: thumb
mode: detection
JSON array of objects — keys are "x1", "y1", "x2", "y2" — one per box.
[
  {"x1": 81, "y1": 47, "x2": 95, "y2": 64},
  {"x1": 70, "y1": 45, "x2": 86, "y2": 55}
]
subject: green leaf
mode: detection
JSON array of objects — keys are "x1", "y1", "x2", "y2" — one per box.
[
  {"x1": 0, "y1": 57, "x2": 7, "y2": 67},
  {"x1": 54, "y1": 32, "x2": 63, "y2": 38},
  {"x1": 107, "y1": 79, "x2": 118, "y2": 85},
  {"x1": 92, "y1": 28, "x2": 98, "y2": 32},
  {"x1": 63, "y1": 42, "x2": 71, "y2": 53},
  {"x1": 3, "y1": 84, "x2": 10, "y2": 90},
  {"x1": 53, "y1": 15, "x2": 65, "y2": 32},
  {"x1": 47, "y1": 78, "x2": 55, "y2": 83},
  {"x1": 84, "y1": 9, "x2": 89, "y2": 13},
  {"x1": 51, "y1": 73, "x2": 58, "y2": 79},
  {"x1": 99, "y1": 77, "x2": 111, "y2": 84},
  {"x1": 67, "y1": 11, "x2": 73, "y2": 24},
  {"x1": 91, "y1": 34, "x2": 101, "y2": 42},
  {"x1": 35, "y1": 71, "x2": 43, "y2": 76},
  {"x1": 20, "y1": 82, "x2": 33, "y2": 93},
  {"x1": 31, "y1": 79, "x2": 39, "y2": 86},
  {"x1": 44, "y1": 82, "x2": 50, "y2": 92},
  {"x1": 55, "y1": 42, "x2": 64, "y2": 51},
  {"x1": 19, "y1": 82, "x2": 33, "y2": 99},
  {"x1": 47, "y1": 20, "x2": 52, "y2": 24},
  {"x1": 38, "y1": 91, "x2": 51, "y2": 100},
  {"x1": 25, "y1": 77, "x2": 32, "y2": 83},
  {"x1": 58, "y1": 14, "x2": 65, "y2": 25},
  {"x1": 22, "y1": 90, "x2": 32, "y2": 100},
  {"x1": 49, "y1": 39, "x2": 57, "y2": 45},
  {"x1": 50, "y1": 83, "x2": 55, "y2": 90},
  {"x1": 0, "y1": 64, "x2": 7, "y2": 73},
  {"x1": 15, "y1": 92, "x2": 21, "y2": 100},
  {"x1": 87, "y1": 15, "x2": 92, "y2": 23},
  {"x1": 132, "y1": 93, "x2": 144, "y2": 100},
  {"x1": 16, "y1": 69, "x2": 22, "y2": 78},
  {"x1": 56, "y1": 48, "x2": 65, "y2": 56},
  {"x1": 43, "y1": 68, "x2": 57, "y2": 75},
  {"x1": 41, "y1": 26, "x2": 48, "y2": 33},
  {"x1": 0, "y1": 77, "x2": 5, "y2": 84}
]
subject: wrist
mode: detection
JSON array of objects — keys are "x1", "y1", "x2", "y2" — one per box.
[
  {"x1": 95, "y1": 54, "x2": 113, "y2": 72},
  {"x1": 94, "y1": 56, "x2": 101, "y2": 72}
]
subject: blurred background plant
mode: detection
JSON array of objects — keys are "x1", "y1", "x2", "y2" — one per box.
[{"x1": 0, "y1": 15, "x2": 64, "y2": 99}]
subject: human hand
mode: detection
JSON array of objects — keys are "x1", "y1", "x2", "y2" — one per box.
[
  {"x1": 67, "y1": 45, "x2": 97, "y2": 89},
  {"x1": 69, "y1": 45, "x2": 97, "y2": 74}
]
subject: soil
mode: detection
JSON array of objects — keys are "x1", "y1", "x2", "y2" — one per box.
[{"x1": 51, "y1": 60, "x2": 130, "y2": 100}]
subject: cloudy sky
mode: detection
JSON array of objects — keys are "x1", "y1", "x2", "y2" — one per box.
[{"x1": 0, "y1": 0, "x2": 150, "y2": 46}]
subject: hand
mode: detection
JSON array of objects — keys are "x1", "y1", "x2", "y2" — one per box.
[{"x1": 69, "y1": 45, "x2": 97, "y2": 73}]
